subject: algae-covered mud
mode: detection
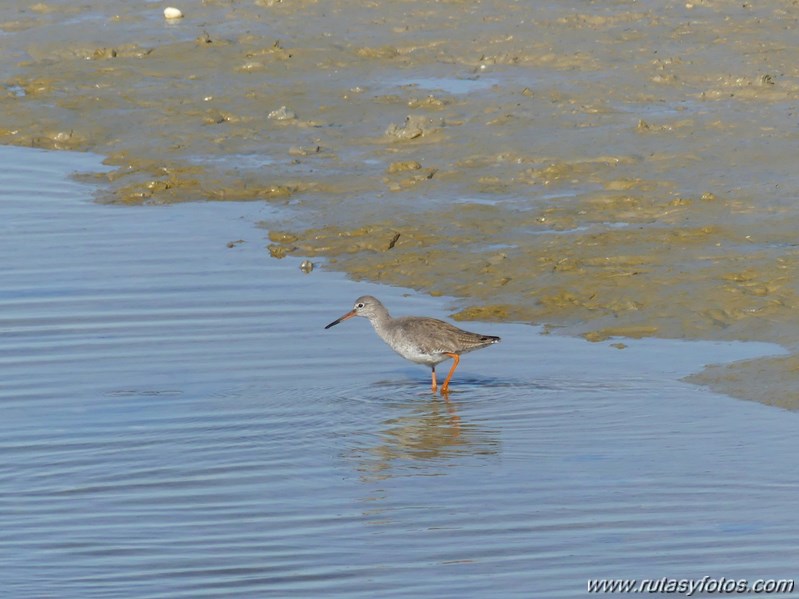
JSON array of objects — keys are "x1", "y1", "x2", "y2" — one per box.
[{"x1": 4, "y1": 1, "x2": 799, "y2": 406}]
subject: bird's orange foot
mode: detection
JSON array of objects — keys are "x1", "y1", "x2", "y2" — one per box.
[{"x1": 439, "y1": 353, "x2": 459, "y2": 397}]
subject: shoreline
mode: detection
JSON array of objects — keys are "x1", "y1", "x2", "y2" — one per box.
[{"x1": 3, "y1": 0, "x2": 799, "y2": 408}]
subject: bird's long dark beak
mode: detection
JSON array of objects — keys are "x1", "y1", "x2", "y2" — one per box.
[{"x1": 325, "y1": 309, "x2": 356, "y2": 329}]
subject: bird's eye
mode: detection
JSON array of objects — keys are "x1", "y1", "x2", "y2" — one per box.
[{"x1": 356, "y1": 303, "x2": 365, "y2": 308}]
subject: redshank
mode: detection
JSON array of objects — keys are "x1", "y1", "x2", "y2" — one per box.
[{"x1": 325, "y1": 295, "x2": 500, "y2": 393}]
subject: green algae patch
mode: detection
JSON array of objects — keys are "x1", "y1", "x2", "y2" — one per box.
[
  {"x1": 5, "y1": 0, "x2": 799, "y2": 407},
  {"x1": 451, "y1": 305, "x2": 516, "y2": 322}
]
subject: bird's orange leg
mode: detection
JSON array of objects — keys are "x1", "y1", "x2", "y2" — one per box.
[
  {"x1": 431, "y1": 366, "x2": 438, "y2": 392},
  {"x1": 440, "y1": 353, "x2": 460, "y2": 394}
]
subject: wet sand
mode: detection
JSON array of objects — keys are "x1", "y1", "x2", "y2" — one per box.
[
  {"x1": 3, "y1": 144, "x2": 798, "y2": 597},
  {"x1": 3, "y1": 1, "x2": 799, "y2": 407}
]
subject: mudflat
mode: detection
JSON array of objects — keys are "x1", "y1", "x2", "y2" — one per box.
[{"x1": 3, "y1": 0, "x2": 799, "y2": 406}]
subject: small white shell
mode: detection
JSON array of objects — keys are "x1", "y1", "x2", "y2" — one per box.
[
  {"x1": 268, "y1": 106, "x2": 297, "y2": 121},
  {"x1": 163, "y1": 7, "x2": 183, "y2": 19}
]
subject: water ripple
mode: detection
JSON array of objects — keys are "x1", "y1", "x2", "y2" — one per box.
[{"x1": 1, "y1": 146, "x2": 798, "y2": 598}]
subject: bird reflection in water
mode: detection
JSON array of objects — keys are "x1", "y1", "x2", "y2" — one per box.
[{"x1": 349, "y1": 396, "x2": 499, "y2": 484}]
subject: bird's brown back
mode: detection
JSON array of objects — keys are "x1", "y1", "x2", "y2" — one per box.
[{"x1": 392, "y1": 316, "x2": 500, "y2": 356}]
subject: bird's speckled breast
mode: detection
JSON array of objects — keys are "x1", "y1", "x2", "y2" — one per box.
[{"x1": 389, "y1": 341, "x2": 448, "y2": 366}]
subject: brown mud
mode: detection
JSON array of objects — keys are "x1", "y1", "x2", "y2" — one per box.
[{"x1": 4, "y1": 1, "x2": 799, "y2": 407}]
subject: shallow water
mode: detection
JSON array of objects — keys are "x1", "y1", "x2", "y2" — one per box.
[
  {"x1": 6, "y1": 0, "x2": 799, "y2": 408},
  {"x1": 2, "y1": 146, "x2": 798, "y2": 597}
]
